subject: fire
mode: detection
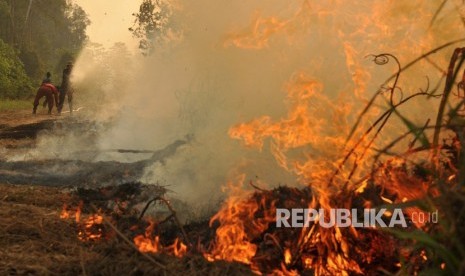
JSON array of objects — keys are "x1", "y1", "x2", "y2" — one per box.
[
  {"x1": 60, "y1": 201, "x2": 189, "y2": 258},
  {"x1": 206, "y1": 6, "x2": 414, "y2": 271},
  {"x1": 59, "y1": 203, "x2": 70, "y2": 219},
  {"x1": 133, "y1": 219, "x2": 160, "y2": 253},
  {"x1": 134, "y1": 235, "x2": 160, "y2": 254},
  {"x1": 59, "y1": 201, "x2": 83, "y2": 222},
  {"x1": 132, "y1": 218, "x2": 189, "y2": 257},
  {"x1": 205, "y1": 175, "x2": 276, "y2": 265},
  {"x1": 273, "y1": 263, "x2": 299, "y2": 276},
  {"x1": 53, "y1": 1, "x2": 464, "y2": 274},
  {"x1": 75, "y1": 201, "x2": 82, "y2": 223},
  {"x1": 132, "y1": 219, "x2": 187, "y2": 257},
  {"x1": 60, "y1": 202, "x2": 104, "y2": 241},
  {"x1": 166, "y1": 238, "x2": 188, "y2": 257},
  {"x1": 223, "y1": 1, "x2": 312, "y2": 50},
  {"x1": 78, "y1": 213, "x2": 104, "y2": 241},
  {"x1": 228, "y1": 73, "x2": 356, "y2": 186},
  {"x1": 283, "y1": 248, "x2": 291, "y2": 265}
]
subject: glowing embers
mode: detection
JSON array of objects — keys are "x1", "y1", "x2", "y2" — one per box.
[
  {"x1": 78, "y1": 214, "x2": 104, "y2": 241},
  {"x1": 60, "y1": 202, "x2": 105, "y2": 241},
  {"x1": 60, "y1": 200, "x2": 189, "y2": 258},
  {"x1": 59, "y1": 203, "x2": 72, "y2": 219}
]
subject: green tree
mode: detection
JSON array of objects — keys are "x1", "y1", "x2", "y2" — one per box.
[
  {"x1": 67, "y1": 4, "x2": 90, "y2": 49},
  {"x1": 0, "y1": 0, "x2": 90, "y2": 88},
  {"x1": 0, "y1": 39, "x2": 33, "y2": 99},
  {"x1": 129, "y1": 0, "x2": 172, "y2": 55}
]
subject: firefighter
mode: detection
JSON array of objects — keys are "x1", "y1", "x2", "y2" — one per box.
[
  {"x1": 32, "y1": 83, "x2": 59, "y2": 115},
  {"x1": 58, "y1": 61, "x2": 74, "y2": 114},
  {"x1": 42, "y1": 72, "x2": 53, "y2": 108},
  {"x1": 42, "y1": 72, "x2": 52, "y2": 84}
]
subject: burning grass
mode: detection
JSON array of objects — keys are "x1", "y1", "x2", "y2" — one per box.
[
  {"x1": 2, "y1": 44, "x2": 465, "y2": 275},
  {"x1": 0, "y1": 184, "x2": 254, "y2": 275}
]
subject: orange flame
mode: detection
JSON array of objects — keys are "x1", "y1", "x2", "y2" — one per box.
[
  {"x1": 205, "y1": 175, "x2": 276, "y2": 265},
  {"x1": 284, "y1": 248, "x2": 292, "y2": 265},
  {"x1": 166, "y1": 238, "x2": 188, "y2": 257},
  {"x1": 134, "y1": 235, "x2": 160, "y2": 253},
  {"x1": 133, "y1": 221, "x2": 188, "y2": 257},
  {"x1": 78, "y1": 214, "x2": 104, "y2": 241},
  {"x1": 59, "y1": 203, "x2": 70, "y2": 219},
  {"x1": 223, "y1": 2, "x2": 312, "y2": 50},
  {"x1": 134, "y1": 219, "x2": 160, "y2": 253},
  {"x1": 209, "y1": 70, "x2": 371, "y2": 274},
  {"x1": 273, "y1": 262, "x2": 299, "y2": 276},
  {"x1": 75, "y1": 201, "x2": 82, "y2": 223},
  {"x1": 60, "y1": 202, "x2": 104, "y2": 241}
]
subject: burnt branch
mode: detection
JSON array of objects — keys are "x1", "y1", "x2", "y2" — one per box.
[{"x1": 433, "y1": 47, "x2": 465, "y2": 160}]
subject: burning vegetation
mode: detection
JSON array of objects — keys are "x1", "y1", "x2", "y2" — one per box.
[
  {"x1": 49, "y1": 47, "x2": 465, "y2": 275},
  {"x1": 2, "y1": 1, "x2": 465, "y2": 275}
]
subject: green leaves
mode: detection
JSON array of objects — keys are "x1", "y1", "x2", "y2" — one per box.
[
  {"x1": 129, "y1": 0, "x2": 172, "y2": 55},
  {"x1": 0, "y1": 39, "x2": 33, "y2": 99},
  {"x1": 0, "y1": 0, "x2": 89, "y2": 88}
]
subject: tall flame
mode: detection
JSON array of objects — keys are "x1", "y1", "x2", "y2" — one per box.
[
  {"x1": 203, "y1": 1, "x2": 455, "y2": 274},
  {"x1": 134, "y1": 219, "x2": 160, "y2": 253},
  {"x1": 205, "y1": 175, "x2": 276, "y2": 265}
]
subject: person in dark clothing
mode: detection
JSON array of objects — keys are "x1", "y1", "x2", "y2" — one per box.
[
  {"x1": 42, "y1": 72, "x2": 52, "y2": 84},
  {"x1": 58, "y1": 61, "x2": 74, "y2": 114}
]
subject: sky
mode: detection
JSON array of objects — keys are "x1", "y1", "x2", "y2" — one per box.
[{"x1": 73, "y1": 0, "x2": 140, "y2": 48}]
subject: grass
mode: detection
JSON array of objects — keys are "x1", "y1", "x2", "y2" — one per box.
[{"x1": 0, "y1": 99, "x2": 32, "y2": 112}]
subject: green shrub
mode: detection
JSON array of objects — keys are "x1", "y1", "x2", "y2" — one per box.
[{"x1": 0, "y1": 39, "x2": 33, "y2": 99}]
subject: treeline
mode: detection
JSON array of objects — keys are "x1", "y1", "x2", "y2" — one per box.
[{"x1": 0, "y1": 0, "x2": 89, "y2": 99}]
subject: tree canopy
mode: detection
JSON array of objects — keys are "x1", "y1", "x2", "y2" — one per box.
[
  {"x1": 0, "y1": 39, "x2": 32, "y2": 99},
  {"x1": 0, "y1": 0, "x2": 89, "y2": 99},
  {"x1": 129, "y1": 0, "x2": 172, "y2": 55}
]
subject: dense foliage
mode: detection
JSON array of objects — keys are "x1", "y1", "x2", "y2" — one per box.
[
  {"x1": 0, "y1": 0, "x2": 89, "y2": 99},
  {"x1": 0, "y1": 39, "x2": 32, "y2": 98}
]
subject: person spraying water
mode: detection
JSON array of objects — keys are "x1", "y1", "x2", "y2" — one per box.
[{"x1": 58, "y1": 61, "x2": 74, "y2": 114}]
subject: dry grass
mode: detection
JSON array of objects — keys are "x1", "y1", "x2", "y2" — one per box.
[{"x1": 0, "y1": 184, "x2": 87, "y2": 275}]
